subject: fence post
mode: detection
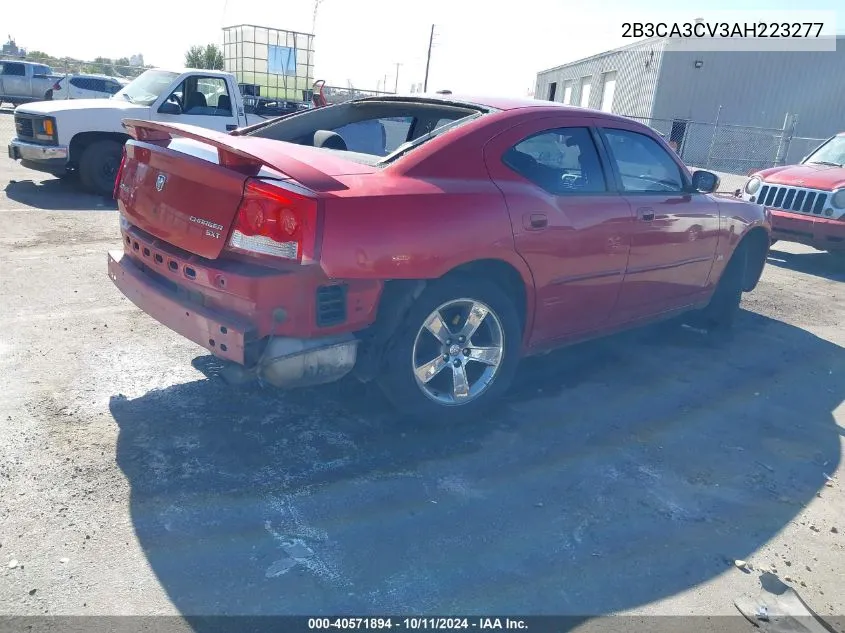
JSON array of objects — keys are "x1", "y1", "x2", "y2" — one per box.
[
  {"x1": 705, "y1": 105, "x2": 722, "y2": 169},
  {"x1": 678, "y1": 119, "x2": 689, "y2": 161},
  {"x1": 775, "y1": 113, "x2": 796, "y2": 166}
]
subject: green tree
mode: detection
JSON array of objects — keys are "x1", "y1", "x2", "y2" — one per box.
[{"x1": 185, "y1": 44, "x2": 224, "y2": 70}]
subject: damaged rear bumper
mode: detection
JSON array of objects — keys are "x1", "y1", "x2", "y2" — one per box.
[{"x1": 107, "y1": 250, "x2": 359, "y2": 388}]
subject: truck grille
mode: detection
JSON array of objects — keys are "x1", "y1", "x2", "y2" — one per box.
[
  {"x1": 757, "y1": 184, "x2": 829, "y2": 216},
  {"x1": 14, "y1": 116, "x2": 34, "y2": 140},
  {"x1": 316, "y1": 284, "x2": 347, "y2": 327}
]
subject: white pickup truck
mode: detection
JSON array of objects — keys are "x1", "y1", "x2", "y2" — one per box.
[{"x1": 8, "y1": 67, "x2": 288, "y2": 196}]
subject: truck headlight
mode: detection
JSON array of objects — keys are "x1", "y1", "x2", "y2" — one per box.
[
  {"x1": 34, "y1": 117, "x2": 58, "y2": 143},
  {"x1": 744, "y1": 177, "x2": 762, "y2": 195},
  {"x1": 831, "y1": 188, "x2": 845, "y2": 209}
]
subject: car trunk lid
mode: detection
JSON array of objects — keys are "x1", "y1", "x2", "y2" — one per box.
[{"x1": 116, "y1": 119, "x2": 377, "y2": 259}]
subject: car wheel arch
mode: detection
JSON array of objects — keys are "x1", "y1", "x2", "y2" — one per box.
[
  {"x1": 69, "y1": 131, "x2": 130, "y2": 167},
  {"x1": 735, "y1": 226, "x2": 770, "y2": 292},
  {"x1": 352, "y1": 256, "x2": 535, "y2": 383}
]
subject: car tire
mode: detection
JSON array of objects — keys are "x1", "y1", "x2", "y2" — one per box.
[
  {"x1": 44, "y1": 90, "x2": 53, "y2": 101},
  {"x1": 79, "y1": 140, "x2": 123, "y2": 197},
  {"x1": 376, "y1": 275, "x2": 522, "y2": 422},
  {"x1": 686, "y1": 242, "x2": 748, "y2": 332}
]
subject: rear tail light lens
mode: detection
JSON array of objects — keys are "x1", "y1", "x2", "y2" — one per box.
[
  {"x1": 113, "y1": 146, "x2": 127, "y2": 200},
  {"x1": 229, "y1": 179, "x2": 318, "y2": 262}
]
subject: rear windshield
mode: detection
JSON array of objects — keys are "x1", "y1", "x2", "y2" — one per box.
[{"x1": 243, "y1": 99, "x2": 488, "y2": 165}]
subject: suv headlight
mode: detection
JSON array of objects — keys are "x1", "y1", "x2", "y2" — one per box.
[
  {"x1": 831, "y1": 188, "x2": 845, "y2": 209},
  {"x1": 745, "y1": 176, "x2": 762, "y2": 195}
]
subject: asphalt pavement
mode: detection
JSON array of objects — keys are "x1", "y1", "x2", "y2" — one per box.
[{"x1": 0, "y1": 110, "x2": 843, "y2": 628}]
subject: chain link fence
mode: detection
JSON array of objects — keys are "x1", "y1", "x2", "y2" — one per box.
[
  {"x1": 626, "y1": 113, "x2": 827, "y2": 179},
  {"x1": 321, "y1": 85, "x2": 395, "y2": 104}
]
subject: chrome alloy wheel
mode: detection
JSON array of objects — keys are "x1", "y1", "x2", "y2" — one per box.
[{"x1": 411, "y1": 298, "x2": 505, "y2": 406}]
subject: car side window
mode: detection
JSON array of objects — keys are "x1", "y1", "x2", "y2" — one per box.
[
  {"x1": 71, "y1": 77, "x2": 91, "y2": 90},
  {"x1": 503, "y1": 127, "x2": 607, "y2": 195},
  {"x1": 167, "y1": 77, "x2": 232, "y2": 117},
  {"x1": 1, "y1": 62, "x2": 25, "y2": 76},
  {"x1": 196, "y1": 78, "x2": 233, "y2": 116},
  {"x1": 332, "y1": 117, "x2": 413, "y2": 156},
  {"x1": 602, "y1": 128, "x2": 686, "y2": 193}
]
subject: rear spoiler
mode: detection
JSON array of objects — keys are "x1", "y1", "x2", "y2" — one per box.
[{"x1": 121, "y1": 118, "x2": 347, "y2": 193}]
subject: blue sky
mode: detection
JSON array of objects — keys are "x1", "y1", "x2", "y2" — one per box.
[{"x1": 6, "y1": 0, "x2": 843, "y2": 96}]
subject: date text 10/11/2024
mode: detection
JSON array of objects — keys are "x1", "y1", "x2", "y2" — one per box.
[{"x1": 308, "y1": 618, "x2": 528, "y2": 630}]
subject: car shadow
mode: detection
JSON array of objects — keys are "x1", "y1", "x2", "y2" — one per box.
[
  {"x1": 766, "y1": 247, "x2": 845, "y2": 281},
  {"x1": 4, "y1": 178, "x2": 117, "y2": 211},
  {"x1": 110, "y1": 309, "x2": 843, "y2": 621}
]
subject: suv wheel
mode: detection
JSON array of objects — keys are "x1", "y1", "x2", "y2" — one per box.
[{"x1": 377, "y1": 275, "x2": 522, "y2": 421}]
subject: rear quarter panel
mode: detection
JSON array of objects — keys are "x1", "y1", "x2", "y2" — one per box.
[
  {"x1": 317, "y1": 173, "x2": 529, "y2": 283},
  {"x1": 317, "y1": 109, "x2": 539, "y2": 285}
]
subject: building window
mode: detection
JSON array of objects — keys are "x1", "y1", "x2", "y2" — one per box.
[
  {"x1": 548, "y1": 82, "x2": 557, "y2": 101},
  {"x1": 600, "y1": 71, "x2": 617, "y2": 112},
  {"x1": 563, "y1": 81, "x2": 573, "y2": 105},
  {"x1": 579, "y1": 77, "x2": 591, "y2": 108}
]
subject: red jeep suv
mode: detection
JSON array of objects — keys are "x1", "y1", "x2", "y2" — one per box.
[{"x1": 739, "y1": 132, "x2": 845, "y2": 255}]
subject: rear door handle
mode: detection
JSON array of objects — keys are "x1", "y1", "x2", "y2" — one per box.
[{"x1": 637, "y1": 207, "x2": 655, "y2": 222}]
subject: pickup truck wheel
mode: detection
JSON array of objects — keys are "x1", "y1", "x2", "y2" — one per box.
[
  {"x1": 79, "y1": 140, "x2": 123, "y2": 196},
  {"x1": 686, "y1": 242, "x2": 747, "y2": 332},
  {"x1": 377, "y1": 276, "x2": 521, "y2": 421},
  {"x1": 44, "y1": 89, "x2": 53, "y2": 101}
]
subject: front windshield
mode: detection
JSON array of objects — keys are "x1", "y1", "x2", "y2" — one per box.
[
  {"x1": 803, "y1": 135, "x2": 845, "y2": 167},
  {"x1": 114, "y1": 70, "x2": 179, "y2": 106}
]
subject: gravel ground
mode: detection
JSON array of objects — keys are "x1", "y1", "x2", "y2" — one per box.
[{"x1": 0, "y1": 111, "x2": 843, "y2": 626}]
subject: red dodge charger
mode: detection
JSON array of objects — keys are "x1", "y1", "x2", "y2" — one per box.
[{"x1": 108, "y1": 94, "x2": 771, "y2": 419}]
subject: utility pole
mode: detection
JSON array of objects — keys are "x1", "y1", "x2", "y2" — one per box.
[
  {"x1": 423, "y1": 24, "x2": 435, "y2": 92},
  {"x1": 394, "y1": 62, "x2": 402, "y2": 93}
]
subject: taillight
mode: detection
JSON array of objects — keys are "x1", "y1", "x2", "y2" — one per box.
[
  {"x1": 113, "y1": 146, "x2": 127, "y2": 200},
  {"x1": 228, "y1": 179, "x2": 318, "y2": 262}
]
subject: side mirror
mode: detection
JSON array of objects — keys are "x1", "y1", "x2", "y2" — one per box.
[
  {"x1": 691, "y1": 170, "x2": 719, "y2": 193},
  {"x1": 158, "y1": 101, "x2": 180, "y2": 115}
]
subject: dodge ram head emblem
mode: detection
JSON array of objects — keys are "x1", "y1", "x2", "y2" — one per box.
[{"x1": 155, "y1": 174, "x2": 167, "y2": 192}]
